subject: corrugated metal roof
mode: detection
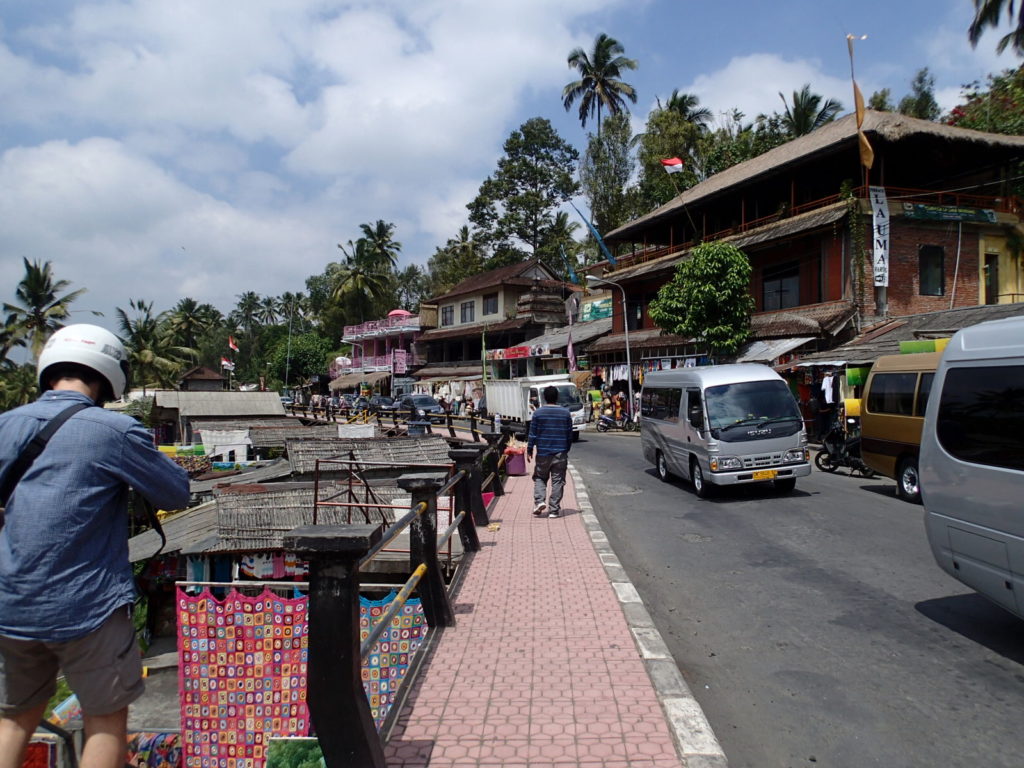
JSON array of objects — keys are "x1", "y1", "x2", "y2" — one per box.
[
  {"x1": 189, "y1": 459, "x2": 293, "y2": 494},
  {"x1": 153, "y1": 391, "x2": 286, "y2": 417},
  {"x1": 128, "y1": 500, "x2": 218, "y2": 562},
  {"x1": 735, "y1": 337, "x2": 816, "y2": 363},
  {"x1": 522, "y1": 317, "x2": 613, "y2": 352}
]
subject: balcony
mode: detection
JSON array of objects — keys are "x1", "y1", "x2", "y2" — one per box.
[
  {"x1": 329, "y1": 352, "x2": 425, "y2": 380},
  {"x1": 342, "y1": 315, "x2": 422, "y2": 342}
]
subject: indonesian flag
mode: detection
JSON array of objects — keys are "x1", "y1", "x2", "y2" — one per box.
[
  {"x1": 220, "y1": 357, "x2": 235, "y2": 371},
  {"x1": 660, "y1": 157, "x2": 684, "y2": 174},
  {"x1": 228, "y1": 335, "x2": 239, "y2": 352}
]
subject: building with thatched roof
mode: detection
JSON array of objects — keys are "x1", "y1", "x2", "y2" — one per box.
[{"x1": 588, "y1": 111, "x2": 1024, "y2": 373}]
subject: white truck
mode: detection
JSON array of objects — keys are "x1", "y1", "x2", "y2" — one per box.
[{"x1": 485, "y1": 374, "x2": 588, "y2": 440}]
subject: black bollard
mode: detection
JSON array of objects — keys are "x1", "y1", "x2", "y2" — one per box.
[
  {"x1": 282, "y1": 524, "x2": 386, "y2": 768},
  {"x1": 481, "y1": 432, "x2": 504, "y2": 499},
  {"x1": 446, "y1": 448, "x2": 484, "y2": 551},
  {"x1": 397, "y1": 473, "x2": 455, "y2": 628}
]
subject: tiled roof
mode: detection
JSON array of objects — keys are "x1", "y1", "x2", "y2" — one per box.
[
  {"x1": 751, "y1": 301, "x2": 856, "y2": 338},
  {"x1": 427, "y1": 259, "x2": 561, "y2": 303},
  {"x1": 417, "y1": 316, "x2": 531, "y2": 342}
]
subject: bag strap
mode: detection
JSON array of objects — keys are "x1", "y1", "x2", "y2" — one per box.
[{"x1": 0, "y1": 402, "x2": 93, "y2": 508}]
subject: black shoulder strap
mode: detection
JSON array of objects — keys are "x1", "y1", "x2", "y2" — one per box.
[{"x1": 1, "y1": 402, "x2": 93, "y2": 508}]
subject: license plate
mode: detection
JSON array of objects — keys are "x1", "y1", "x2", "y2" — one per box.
[{"x1": 752, "y1": 470, "x2": 777, "y2": 481}]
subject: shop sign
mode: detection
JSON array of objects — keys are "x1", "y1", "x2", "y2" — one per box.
[
  {"x1": 869, "y1": 185, "x2": 890, "y2": 288},
  {"x1": 581, "y1": 298, "x2": 613, "y2": 321},
  {"x1": 902, "y1": 203, "x2": 997, "y2": 224},
  {"x1": 486, "y1": 343, "x2": 551, "y2": 360},
  {"x1": 393, "y1": 349, "x2": 407, "y2": 374}
]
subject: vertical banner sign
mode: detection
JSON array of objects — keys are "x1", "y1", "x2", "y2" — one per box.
[
  {"x1": 869, "y1": 185, "x2": 890, "y2": 287},
  {"x1": 392, "y1": 349, "x2": 407, "y2": 375}
]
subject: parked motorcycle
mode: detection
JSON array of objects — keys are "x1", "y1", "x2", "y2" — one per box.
[
  {"x1": 596, "y1": 412, "x2": 638, "y2": 433},
  {"x1": 815, "y1": 417, "x2": 875, "y2": 477}
]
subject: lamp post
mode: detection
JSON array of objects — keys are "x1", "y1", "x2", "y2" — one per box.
[{"x1": 586, "y1": 275, "x2": 634, "y2": 422}]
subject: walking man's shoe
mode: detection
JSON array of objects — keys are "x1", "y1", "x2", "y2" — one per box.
[
  {"x1": 533, "y1": 502, "x2": 547, "y2": 516},
  {"x1": 548, "y1": 509, "x2": 560, "y2": 518}
]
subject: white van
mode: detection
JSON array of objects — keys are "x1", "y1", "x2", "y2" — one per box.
[
  {"x1": 640, "y1": 364, "x2": 811, "y2": 498},
  {"x1": 921, "y1": 316, "x2": 1024, "y2": 617}
]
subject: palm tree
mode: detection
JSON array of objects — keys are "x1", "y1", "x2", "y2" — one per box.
[
  {"x1": 257, "y1": 295, "x2": 280, "y2": 326},
  {"x1": 116, "y1": 299, "x2": 194, "y2": 392},
  {"x1": 231, "y1": 291, "x2": 261, "y2": 339},
  {"x1": 279, "y1": 292, "x2": 310, "y2": 332},
  {"x1": 3, "y1": 258, "x2": 87, "y2": 360},
  {"x1": 359, "y1": 220, "x2": 402, "y2": 270},
  {"x1": 563, "y1": 33, "x2": 638, "y2": 136},
  {"x1": 333, "y1": 240, "x2": 390, "y2": 322},
  {"x1": 165, "y1": 298, "x2": 204, "y2": 362},
  {"x1": 1, "y1": 312, "x2": 27, "y2": 367},
  {"x1": 0, "y1": 364, "x2": 39, "y2": 410},
  {"x1": 661, "y1": 90, "x2": 713, "y2": 131},
  {"x1": 969, "y1": 0, "x2": 1024, "y2": 55},
  {"x1": 779, "y1": 85, "x2": 843, "y2": 137}
]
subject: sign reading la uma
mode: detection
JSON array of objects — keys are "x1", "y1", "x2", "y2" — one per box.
[{"x1": 869, "y1": 185, "x2": 890, "y2": 288}]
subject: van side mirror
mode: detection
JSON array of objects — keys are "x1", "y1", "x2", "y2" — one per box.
[{"x1": 688, "y1": 406, "x2": 704, "y2": 431}]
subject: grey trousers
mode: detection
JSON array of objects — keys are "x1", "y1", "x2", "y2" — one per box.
[{"x1": 533, "y1": 452, "x2": 568, "y2": 513}]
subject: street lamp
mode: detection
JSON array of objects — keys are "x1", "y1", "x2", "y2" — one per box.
[{"x1": 586, "y1": 274, "x2": 634, "y2": 422}]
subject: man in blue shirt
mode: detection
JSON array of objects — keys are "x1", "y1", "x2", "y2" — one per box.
[
  {"x1": 526, "y1": 386, "x2": 574, "y2": 518},
  {"x1": 0, "y1": 325, "x2": 189, "y2": 768}
]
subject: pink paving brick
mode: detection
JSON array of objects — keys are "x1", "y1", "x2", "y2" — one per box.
[{"x1": 385, "y1": 471, "x2": 685, "y2": 768}]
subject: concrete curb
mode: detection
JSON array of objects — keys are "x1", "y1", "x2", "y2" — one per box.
[{"x1": 569, "y1": 464, "x2": 729, "y2": 768}]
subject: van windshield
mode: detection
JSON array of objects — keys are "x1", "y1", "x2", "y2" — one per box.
[
  {"x1": 535, "y1": 385, "x2": 583, "y2": 411},
  {"x1": 704, "y1": 380, "x2": 802, "y2": 439}
]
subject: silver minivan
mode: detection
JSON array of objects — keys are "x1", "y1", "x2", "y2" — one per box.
[
  {"x1": 921, "y1": 316, "x2": 1024, "y2": 617},
  {"x1": 640, "y1": 364, "x2": 811, "y2": 498}
]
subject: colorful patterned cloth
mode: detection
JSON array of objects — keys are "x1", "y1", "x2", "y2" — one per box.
[
  {"x1": 127, "y1": 731, "x2": 182, "y2": 767},
  {"x1": 178, "y1": 587, "x2": 429, "y2": 767},
  {"x1": 178, "y1": 589, "x2": 309, "y2": 767}
]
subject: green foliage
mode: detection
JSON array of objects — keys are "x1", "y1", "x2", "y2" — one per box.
[
  {"x1": 266, "y1": 738, "x2": 324, "y2": 768},
  {"x1": 779, "y1": 84, "x2": 843, "y2": 137},
  {"x1": 648, "y1": 241, "x2": 755, "y2": 356},
  {"x1": 635, "y1": 108, "x2": 702, "y2": 209},
  {"x1": 0, "y1": 364, "x2": 38, "y2": 412},
  {"x1": 969, "y1": 0, "x2": 1024, "y2": 55},
  {"x1": 868, "y1": 88, "x2": 894, "y2": 111},
  {"x1": 3, "y1": 257, "x2": 88, "y2": 360},
  {"x1": 467, "y1": 117, "x2": 579, "y2": 257},
  {"x1": 579, "y1": 112, "x2": 638, "y2": 235},
  {"x1": 117, "y1": 299, "x2": 195, "y2": 392},
  {"x1": 694, "y1": 111, "x2": 788, "y2": 183},
  {"x1": 268, "y1": 332, "x2": 331, "y2": 384},
  {"x1": 947, "y1": 65, "x2": 1024, "y2": 136},
  {"x1": 427, "y1": 226, "x2": 487, "y2": 297},
  {"x1": 841, "y1": 180, "x2": 869, "y2": 308},
  {"x1": 898, "y1": 68, "x2": 940, "y2": 121},
  {"x1": 123, "y1": 396, "x2": 154, "y2": 427},
  {"x1": 562, "y1": 32, "x2": 638, "y2": 134}
]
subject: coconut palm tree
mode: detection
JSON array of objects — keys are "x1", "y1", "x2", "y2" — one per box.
[
  {"x1": 231, "y1": 291, "x2": 261, "y2": 339},
  {"x1": 257, "y1": 295, "x2": 280, "y2": 326},
  {"x1": 165, "y1": 298, "x2": 205, "y2": 362},
  {"x1": 3, "y1": 258, "x2": 87, "y2": 360},
  {"x1": 661, "y1": 90, "x2": 713, "y2": 131},
  {"x1": 779, "y1": 85, "x2": 843, "y2": 137},
  {"x1": 116, "y1": 299, "x2": 194, "y2": 392},
  {"x1": 0, "y1": 312, "x2": 27, "y2": 367},
  {"x1": 563, "y1": 33, "x2": 638, "y2": 136},
  {"x1": 333, "y1": 240, "x2": 390, "y2": 323},
  {"x1": 359, "y1": 220, "x2": 402, "y2": 270},
  {"x1": 969, "y1": 0, "x2": 1024, "y2": 55},
  {"x1": 0, "y1": 364, "x2": 38, "y2": 410}
]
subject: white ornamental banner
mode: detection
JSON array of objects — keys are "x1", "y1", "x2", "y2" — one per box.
[{"x1": 869, "y1": 185, "x2": 890, "y2": 287}]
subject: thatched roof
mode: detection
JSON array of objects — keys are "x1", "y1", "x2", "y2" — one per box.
[
  {"x1": 608, "y1": 111, "x2": 1024, "y2": 242},
  {"x1": 286, "y1": 434, "x2": 454, "y2": 476}
]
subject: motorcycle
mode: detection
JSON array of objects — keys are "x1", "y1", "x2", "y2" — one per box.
[
  {"x1": 596, "y1": 412, "x2": 638, "y2": 433},
  {"x1": 815, "y1": 416, "x2": 875, "y2": 477}
]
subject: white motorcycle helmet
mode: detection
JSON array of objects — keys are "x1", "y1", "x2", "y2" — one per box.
[{"x1": 37, "y1": 324, "x2": 130, "y2": 400}]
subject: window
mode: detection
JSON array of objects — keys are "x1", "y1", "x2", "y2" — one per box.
[
  {"x1": 441, "y1": 306, "x2": 454, "y2": 326},
  {"x1": 867, "y1": 373, "x2": 917, "y2": 415},
  {"x1": 984, "y1": 253, "x2": 1000, "y2": 305},
  {"x1": 460, "y1": 300, "x2": 475, "y2": 323},
  {"x1": 937, "y1": 365, "x2": 1024, "y2": 471},
  {"x1": 914, "y1": 373, "x2": 934, "y2": 417},
  {"x1": 640, "y1": 388, "x2": 682, "y2": 421},
  {"x1": 763, "y1": 262, "x2": 800, "y2": 310},
  {"x1": 919, "y1": 245, "x2": 944, "y2": 296},
  {"x1": 626, "y1": 299, "x2": 644, "y2": 331},
  {"x1": 483, "y1": 293, "x2": 499, "y2": 315}
]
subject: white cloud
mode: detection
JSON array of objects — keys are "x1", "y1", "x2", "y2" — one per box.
[{"x1": 685, "y1": 53, "x2": 852, "y2": 123}]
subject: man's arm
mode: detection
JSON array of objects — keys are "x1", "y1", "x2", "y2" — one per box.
[
  {"x1": 527, "y1": 411, "x2": 539, "y2": 459},
  {"x1": 117, "y1": 424, "x2": 190, "y2": 510}
]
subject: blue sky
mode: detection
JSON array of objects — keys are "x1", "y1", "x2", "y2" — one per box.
[{"x1": 0, "y1": 0, "x2": 1019, "y2": 336}]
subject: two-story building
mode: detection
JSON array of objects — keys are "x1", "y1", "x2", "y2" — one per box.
[
  {"x1": 587, "y1": 111, "x2": 1023, "y2": 391},
  {"x1": 412, "y1": 260, "x2": 580, "y2": 395},
  {"x1": 332, "y1": 309, "x2": 424, "y2": 396}
]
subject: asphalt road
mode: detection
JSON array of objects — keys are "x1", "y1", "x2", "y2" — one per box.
[{"x1": 571, "y1": 431, "x2": 1024, "y2": 768}]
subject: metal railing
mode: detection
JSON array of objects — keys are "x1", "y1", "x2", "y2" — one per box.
[{"x1": 282, "y1": 431, "x2": 513, "y2": 767}]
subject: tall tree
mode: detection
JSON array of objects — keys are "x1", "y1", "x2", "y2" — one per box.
[
  {"x1": 969, "y1": 0, "x2": 1024, "y2": 55},
  {"x1": 394, "y1": 265, "x2": 430, "y2": 311},
  {"x1": 257, "y1": 295, "x2": 280, "y2": 325},
  {"x1": 359, "y1": 220, "x2": 402, "y2": 270},
  {"x1": 332, "y1": 239, "x2": 391, "y2": 322},
  {"x1": 165, "y1": 297, "x2": 205, "y2": 362},
  {"x1": 3, "y1": 258, "x2": 87, "y2": 360},
  {"x1": 947, "y1": 64, "x2": 1024, "y2": 136},
  {"x1": 868, "y1": 88, "x2": 895, "y2": 111},
  {"x1": 116, "y1": 299, "x2": 194, "y2": 392},
  {"x1": 427, "y1": 226, "x2": 487, "y2": 296},
  {"x1": 694, "y1": 110, "x2": 788, "y2": 182},
  {"x1": 635, "y1": 107, "x2": 702, "y2": 210},
  {"x1": 779, "y1": 85, "x2": 843, "y2": 137},
  {"x1": 562, "y1": 33, "x2": 638, "y2": 135},
  {"x1": 648, "y1": 241, "x2": 755, "y2": 357},
  {"x1": 467, "y1": 117, "x2": 579, "y2": 259},
  {"x1": 661, "y1": 89, "x2": 713, "y2": 131},
  {"x1": 579, "y1": 112, "x2": 637, "y2": 236},
  {"x1": 231, "y1": 291, "x2": 261, "y2": 340},
  {"x1": 536, "y1": 212, "x2": 582, "y2": 282},
  {"x1": 898, "y1": 68, "x2": 941, "y2": 121}
]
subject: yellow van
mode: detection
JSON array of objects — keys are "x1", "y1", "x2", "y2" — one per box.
[{"x1": 860, "y1": 351, "x2": 941, "y2": 504}]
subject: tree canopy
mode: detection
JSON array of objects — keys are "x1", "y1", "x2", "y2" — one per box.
[{"x1": 562, "y1": 32, "x2": 638, "y2": 135}]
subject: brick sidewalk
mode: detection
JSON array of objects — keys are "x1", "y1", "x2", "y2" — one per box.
[{"x1": 383, "y1": 466, "x2": 697, "y2": 767}]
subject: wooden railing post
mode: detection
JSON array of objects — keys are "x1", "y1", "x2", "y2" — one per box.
[
  {"x1": 446, "y1": 412, "x2": 456, "y2": 439},
  {"x1": 468, "y1": 412, "x2": 479, "y2": 442},
  {"x1": 282, "y1": 524, "x2": 385, "y2": 768},
  {"x1": 482, "y1": 433, "x2": 504, "y2": 498},
  {"x1": 447, "y1": 448, "x2": 485, "y2": 550},
  {"x1": 397, "y1": 473, "x2": 455, "y2": 628}
]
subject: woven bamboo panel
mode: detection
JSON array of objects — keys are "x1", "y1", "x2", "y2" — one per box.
[{"x1": 286, "y1": 435, "x2": 453, "y2": 475}]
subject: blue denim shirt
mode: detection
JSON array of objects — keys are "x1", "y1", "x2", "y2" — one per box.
[{"x1": 0, "y1": 390, "x2": 189, "y2": 641}]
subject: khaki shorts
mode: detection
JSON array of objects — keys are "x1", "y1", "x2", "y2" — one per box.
[{"x1": 0, "y1": 607, "x2": 144, "y2": 717}]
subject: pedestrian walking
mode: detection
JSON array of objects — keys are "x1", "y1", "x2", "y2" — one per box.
[
  {"x1": 526, "y1": 385, "x2": 574, "y2": 518},
  {"x1": 0, "y1": 325, "x2": 190, "y2": 768}
]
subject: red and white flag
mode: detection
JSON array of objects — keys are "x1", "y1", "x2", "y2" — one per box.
[
  {"x1": 228, "y1": 335, "x2": 239, "y2": 352},
  {"x1": 220, "y1": 357, "x2": 235, "y2": 371},
  {"x1": 660, "y1": 157, "x2": 684, "y2": 174}
]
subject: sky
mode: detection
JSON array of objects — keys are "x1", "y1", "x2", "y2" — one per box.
[{"x1": 1, "y1": 0, "x2": 1020, "y2": 340}]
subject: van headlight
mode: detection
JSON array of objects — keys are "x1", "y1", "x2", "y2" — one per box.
[
  {"x1": 710, "y1": 456, "x2": 743, "y2": 472},
  {"x1": 784, "y1": 448, "x2": 808, "y2": 464}
]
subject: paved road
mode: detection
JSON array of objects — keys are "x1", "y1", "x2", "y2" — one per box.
[{"x1": 571, "y1": 432, "x2": 1024, "y2": 768}]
